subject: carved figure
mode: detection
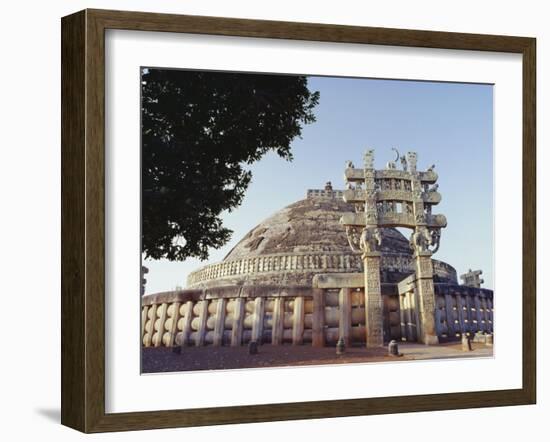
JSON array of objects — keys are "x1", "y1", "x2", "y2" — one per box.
[
  {"x1": 346, "y1": 160, "x2": 354, "y2": 169},
  {"x1": 409, "y1": 226, "x2": 431, "y2": 253},
  {"x1": 429, "y1": 228, "x2": 441, "y2": 253},
  {"x1": 364, "y1": 149, "x2": 375, "y2": 169},
  {"x1": 406, "y1": 152, "x2": 418, "y2": 173},
  {"x1": 392, "y1": 148, "x2": 400, "y2": 161},
  {"x1": 428, "y1": 184, "x2": 439, "y2": 192},
  {"x1": 386, "y1": 148, "x2": 399, "y2": 170},
  {"x1": 345, "y1": 226, "x2": 361, "y2": 252},
  {"x1": 360, "y1": 227, "x2": 382, "y2": 256}
]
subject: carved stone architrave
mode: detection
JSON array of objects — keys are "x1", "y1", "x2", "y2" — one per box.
[{"x1": 364, "y1": 251, "x2": 384, "y2": 347}]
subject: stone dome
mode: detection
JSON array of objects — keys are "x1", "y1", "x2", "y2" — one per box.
[
  {"x1": 186, "y1": 188, "x2": 457, "y2": 289},
  {"x1": 223, "y1": 194, "x2": 412, "y2": 260}
]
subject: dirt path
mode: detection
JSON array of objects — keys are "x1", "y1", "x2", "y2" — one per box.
[{"x1": 142, "y1": 342, "x2": 492, "y2": 374}]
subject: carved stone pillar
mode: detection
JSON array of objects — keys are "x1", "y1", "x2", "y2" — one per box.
[
  {"x1": 362, "y1": 152, "x2": 385, "y2": 347},
  {"x1": 398, "y1": 294, "x2": 407, "y2": 341},
  {"x1": 338, "y1": 288, "x2": 352, "y2": 347},
  {"x1": 364, "y1": 251, "x2": 384, "y2": 347},
  {"x1": 312, "y1": 288, "x2": 325, "y2": 347},
  {"x1": 409, "y1": 158, "x2": 439, "y2": 345},
  {"x1": 414, "y1": 250, "x2": 439, "y2": 345}
]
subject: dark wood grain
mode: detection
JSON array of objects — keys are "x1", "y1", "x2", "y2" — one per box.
[
  {"x1": 61, "y1": 10, "x2": 86, "y2": 431},
  {"x1": 89, "y1": 8, "x2": 532, "y2": 52},
  {"x1": 61, "y1": 8, "x2": 537, "y2": 433},
  {"x1": 85, "y1": 8, "x2": 108, "y2": 432},
  {"x1": 522, "y1": 38, "x2": 536, "y2": 403}
]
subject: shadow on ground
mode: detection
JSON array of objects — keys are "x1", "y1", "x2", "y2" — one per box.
[{"x1": 35, "y1": 408, "x2": 60, "y2": 423}]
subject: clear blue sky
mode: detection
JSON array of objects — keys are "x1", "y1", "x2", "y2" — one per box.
[{"x1": 143, "y1": 75, "x2": 494, "y2": 294}]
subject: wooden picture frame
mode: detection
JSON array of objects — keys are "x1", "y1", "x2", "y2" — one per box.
[{"x1": 61, "y1": 8, "x2": 536, "y2": 433}]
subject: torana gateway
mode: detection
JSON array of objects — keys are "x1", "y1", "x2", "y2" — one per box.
[{"x1": 141, "y1": 150, "x2": 494, "y2": 350}]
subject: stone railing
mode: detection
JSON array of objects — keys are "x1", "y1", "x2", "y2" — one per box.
[
  {"x1": 187, "y1": 252, "x2": 363, "y2": 286},
  {"x1": 141, "y1": 285, "x2": 372, "y2": 349},
  {"x1": 141, "y1": 280, "x2": 492, "y2": 349},
  {"x1": 306, "y1": 189, "x2": 344, "y2": 199},
  {"x1": 186, "y1": 252, "x2": 457, "y2": 287},
  {"x1": 397, "y1": 282, "x2": 494, "y2": 343},
  {"x1": 141, "y1": 287, "x2": 321, "y2": 349}
]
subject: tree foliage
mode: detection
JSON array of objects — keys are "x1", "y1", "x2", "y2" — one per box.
[{"x1": 142, "y1": 69, "x2": 320, "y2": 261}]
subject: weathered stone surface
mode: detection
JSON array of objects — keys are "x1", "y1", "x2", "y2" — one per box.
[
  {"x1": 224, "y1": 195, "x2": 411, "y2": 259},
  {"x1": 313, "y1": 273, "x2": 364, "y2": 288}
]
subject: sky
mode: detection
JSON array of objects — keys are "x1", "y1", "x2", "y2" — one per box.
[{"x1": 143, "y1": 75, "x2": 494, "y2": 294}]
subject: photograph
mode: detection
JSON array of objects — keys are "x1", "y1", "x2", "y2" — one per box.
[{"x1": 139, "y1": 68, "x2": 495, "y2": 374}]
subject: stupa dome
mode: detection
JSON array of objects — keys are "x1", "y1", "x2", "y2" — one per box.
[
  {"x1": 186, "y1": 187, "x2": 457, "y2": 289},
  {"x1": 223, "y1": 194, "x2": 411, "y2": 259}
]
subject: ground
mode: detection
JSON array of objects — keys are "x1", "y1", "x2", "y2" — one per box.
[{"x1": 141, "y1": 342, "x2": 493, "y2": 373}]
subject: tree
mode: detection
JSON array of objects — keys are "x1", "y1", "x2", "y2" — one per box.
[{"x1": 141, "y1": 69, "x2": 320, "y2": 261}]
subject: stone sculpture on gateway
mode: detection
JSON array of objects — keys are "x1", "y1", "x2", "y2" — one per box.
[{"x1": 341, "y1": 148, "x2": 447, "y2": 346}]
